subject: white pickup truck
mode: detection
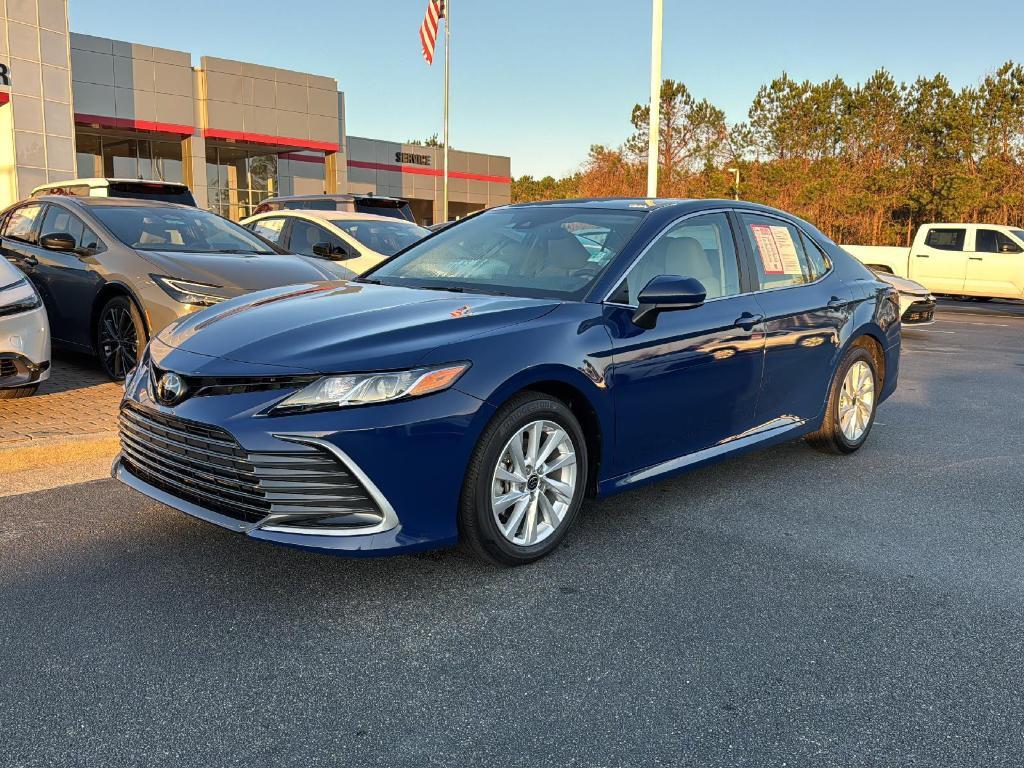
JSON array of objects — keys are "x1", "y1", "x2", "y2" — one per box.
[{"x1": 843, "y1": 223, "x2": 1024, "y2": 300}]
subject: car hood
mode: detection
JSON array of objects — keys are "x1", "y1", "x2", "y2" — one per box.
[
  {"x1": 153, "y1": 282, "x2": 560, "y2": 374},
  {"x1": 137, "y1": 250, "x2": 346, "y2": 293},
  {"x1": 872, "y1": 270, "x2": 931, "y2": 296}
]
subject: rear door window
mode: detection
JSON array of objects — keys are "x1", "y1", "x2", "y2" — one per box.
[
  {"x1": 924, "y1": 228, "x2": 965, "y2": 251},
  {"x1": 741, "y1": 213, "x2": 825, "y2": 289},
  {"x1": 3, "y1": 204, "x2": 46, "y2": 244}
]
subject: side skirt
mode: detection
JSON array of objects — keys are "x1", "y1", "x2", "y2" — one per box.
[{"x1": 598, "y1": 416, "x2": 811, "y2": 496}]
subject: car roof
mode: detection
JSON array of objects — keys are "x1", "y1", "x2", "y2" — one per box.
[
  {"x1": 247, "y1": 209, "x2": 421, "y2": 225},
  {"x1": 504, "y1": 197, "x2": 802, "y2": 217},
  {"x1": 33, "y1": 178, "x2": 188, "y2": 188},
  {"x1": 33, "y1": 195, "x2": 196, "y2": 210},
  {"x1": 261, "y1": 193, "x2": 407, "y2": 203}
]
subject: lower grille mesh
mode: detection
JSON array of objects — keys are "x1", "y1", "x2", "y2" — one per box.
[
  {"x1": 119, "y1": 403, "x2": 384, "y2": 529},
  {"x1": 0, "y1": 359, "x2": 15, "y2": 379}
]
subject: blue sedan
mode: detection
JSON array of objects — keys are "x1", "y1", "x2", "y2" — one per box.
[{"x1": 115, "y1": 199, "x2": 900, "y2": 565}]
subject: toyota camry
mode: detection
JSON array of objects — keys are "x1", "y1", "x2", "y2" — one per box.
[{"x1": 114, "y1": 199, "x2": 901, "y2": 565}]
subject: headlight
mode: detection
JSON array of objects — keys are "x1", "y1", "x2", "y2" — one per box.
[
  {"x1": 0, "y1": 277, "x2": 41, "y2": 317},
  {"x1": 272, "y1": 363, "x2": 470, "y2": 414},
  {"x1": 151, "y1": 275, "x2": 229, "y2": 307}
]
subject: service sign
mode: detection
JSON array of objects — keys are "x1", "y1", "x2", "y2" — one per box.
[{"x1": 395, "y1": 151, "x2": 431, "y2": 166}]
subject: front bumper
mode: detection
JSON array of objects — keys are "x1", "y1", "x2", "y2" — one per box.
[
  {"x1": 898, "y1": 293, "x2": 936, "y2": 325},
  {"x1": 0, "y1": 304, "x2": 50, "y2": 388},
  {"x1": 116, "y1": 358, "x2": 493, "y2": 556}
]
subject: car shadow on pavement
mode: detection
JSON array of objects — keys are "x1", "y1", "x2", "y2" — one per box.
[{"x1": 38, "y1": 349, "x2": 113, "y2": 395}]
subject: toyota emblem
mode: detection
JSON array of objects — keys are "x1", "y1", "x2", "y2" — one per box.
[{"x1": 156, "y1": 372, "x2": 186, "y2": 405}]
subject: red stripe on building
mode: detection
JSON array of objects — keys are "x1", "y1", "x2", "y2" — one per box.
[
  {"x1": 347, "y1": 159, "x2": 510, "y2": 184},
  {"x1": 74, "y1": 113, "x2": 194, "y2": 135},
  {"x1": 202, "y1": 128, "x2": 339, "y2": 153},
  {"x1": 279, "y1": 151, "x2": 326, "y2": 164}
]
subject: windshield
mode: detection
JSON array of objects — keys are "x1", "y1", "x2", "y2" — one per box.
[
  {"x1": 91, "y1": 206, "x2": 276, "y2": 254},
  {"x1": 333, "y1": 219, "x2": 429, "y2": 256},
  {"x1": 366, "y1": 207, "x2": 646, "y2": 299}
]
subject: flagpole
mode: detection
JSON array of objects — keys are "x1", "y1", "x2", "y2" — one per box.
[
  {"x1": 442, "y1": 0, "x2": 450, "y2": 222},
  {"x1": 646, "y1": 0, "x2": 663, "y2": 198}
]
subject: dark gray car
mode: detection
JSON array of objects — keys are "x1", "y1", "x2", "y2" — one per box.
[{"x1": 0, "y1": 197, "x2": 354, "y2": 380}]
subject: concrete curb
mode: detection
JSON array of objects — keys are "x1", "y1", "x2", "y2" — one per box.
[{"x1": 0, "y1": 432, "x2": 120, "y2": 474}]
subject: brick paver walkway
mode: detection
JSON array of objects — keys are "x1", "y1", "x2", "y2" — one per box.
[{"x1": 0, "y1": 354, "x2": 121, "y2": 446}]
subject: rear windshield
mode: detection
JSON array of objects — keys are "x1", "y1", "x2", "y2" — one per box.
[
  {"x1": 107, "y1": 182, "x2": 197, "y2": 206},
  {"x1": 91, "y1": 206, "x2": 276, "y2": 254},
  {"x1": 355, "y1": 199, "x2": 414, "y2": 222}
]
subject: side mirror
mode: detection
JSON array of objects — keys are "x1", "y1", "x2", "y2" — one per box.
[
  {"x1": 632, "y1": 275, "x2": 707, "y2": 329},
  {"x1": 40, "y1": 232, "x2": 77, "y2": 252},
  {"x1": 312, "y1": 242, "x2": 356, "y2": 260}
]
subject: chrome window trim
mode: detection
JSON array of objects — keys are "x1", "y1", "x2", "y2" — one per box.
[
  {"x1": 602, "y1": 207, "x2": 834, "y2": 309},
  {"x1": 257, "y1": 433, "x2": 401, "y2": 537}
]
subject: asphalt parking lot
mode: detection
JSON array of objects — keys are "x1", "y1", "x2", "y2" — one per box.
[{"x1": 2, "y1": 300, "x2": 1023, "y2": 768}]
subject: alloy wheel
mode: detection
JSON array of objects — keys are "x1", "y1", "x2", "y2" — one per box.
[
  {"x1": 99, "y1": 304, "x2": 138, "y2": 380},
  {"x1": 838, "y1": 360, "x2": 875, "y2": 442},
  {"x1": 491, "y1": 419, "x2": 578, "y2": 547}
]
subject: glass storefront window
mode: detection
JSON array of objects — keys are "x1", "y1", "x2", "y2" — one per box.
[
  {"x1": 76, "y1": 134, "x2": 102, "y2": 177},
  {"x1": 152, "y1": 142, "x2": 184, "y2": 183},
  {"x1": 206, "y1": 145, "x2": 322, "y2": 220},
  {"x1": 75, "y1": 133, "x2": 184, "y2": 183}
]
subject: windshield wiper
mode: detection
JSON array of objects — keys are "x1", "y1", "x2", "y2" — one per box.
[
  {"x1": 416, "y1": 285, "x2": 466, "y2": 293},
  {"x1": 355, "y1": 277, "x2": 383, "y2": 285}
]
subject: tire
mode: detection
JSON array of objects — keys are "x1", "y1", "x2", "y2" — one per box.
[
  {"x1": 805, "y1": 345, "x2": 879, "y2": 455},
  {"x1": 96, "y1": 295, "x2": 146, "y2": 381},
  {"x1": 459, "y1": 392, "x2": 589, "y2": 565},
  {"x1": 0, "y1": 384, "x2": 39, "y2": 400}
]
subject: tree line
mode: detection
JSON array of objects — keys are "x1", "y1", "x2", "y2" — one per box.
[{"x1": 512, "y1": 63, "x2": 1024, "y2": 246}]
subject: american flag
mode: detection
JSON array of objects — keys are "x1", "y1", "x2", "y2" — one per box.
[{"x1": 419, "y1": 0, "x2": 445, "y2": 65}]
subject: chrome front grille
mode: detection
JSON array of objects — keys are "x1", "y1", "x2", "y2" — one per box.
[
  {"x1": 0, "y1": 358, "x2": 16, "y2": 379},
  {"x1": 118, "y1": 403, "x2": 384, "y2": 530}
]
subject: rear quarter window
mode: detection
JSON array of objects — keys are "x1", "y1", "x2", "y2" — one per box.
[{"x1": 924, "y1": 228, "x2": 965, "y2": 251}]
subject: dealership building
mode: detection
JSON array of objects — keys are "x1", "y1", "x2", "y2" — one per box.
[{"x1": 0, "y1": 0, "x2": 511, "y2": 223}]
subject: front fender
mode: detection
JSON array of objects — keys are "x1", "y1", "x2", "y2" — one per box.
[{"x1": 419, "y1": 303, "x2": 617, "y2": 477}]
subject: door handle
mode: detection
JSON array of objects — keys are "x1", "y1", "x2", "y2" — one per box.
[
  {"x1": 968, "y1": 256, "x2": 983, "y2": 261},
  {"x1": 826, "y1": 296, "x2": 846, "y2": 310},
  {"x1": 734, "y1": 311, "x2": 764, "y2": 331},
  {"x1": 915, "y1": 254, "x2": 929, "y2": 258}
]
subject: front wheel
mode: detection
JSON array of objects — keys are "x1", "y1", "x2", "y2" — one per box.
[
  {"x1": 459, "y1": 393, "x2": 589, "y2": 565},
  {"x1": 96, "y1": 296, "x2": 146, "y2": 381},
  {"x1": 805, "y1": 346, "x2": 878, "y2": 455}
]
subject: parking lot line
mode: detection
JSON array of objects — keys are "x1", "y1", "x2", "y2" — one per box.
[{"x1": 937, "y1": 320, "x2": 1010, "y2": 327}]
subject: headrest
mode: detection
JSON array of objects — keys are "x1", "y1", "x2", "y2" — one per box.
[
  {"x1": 546, "y1": 234, "x2": 591, "y2": 270},
  {"x1": 666, "y1": 236, "x2": 706, "y2": 268}
]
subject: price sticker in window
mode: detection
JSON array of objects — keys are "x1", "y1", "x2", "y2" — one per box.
[{"x1": 750, "y1": 224, "x2": 802, "y2": 275}]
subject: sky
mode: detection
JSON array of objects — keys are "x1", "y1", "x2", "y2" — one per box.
[{"x1": 70, "y1": 0, "x2": 1024, "y2": 179}]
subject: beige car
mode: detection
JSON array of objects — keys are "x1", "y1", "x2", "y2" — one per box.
[{"x1": 241, "y1": 210, "x2": 430, "y2": 275}]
